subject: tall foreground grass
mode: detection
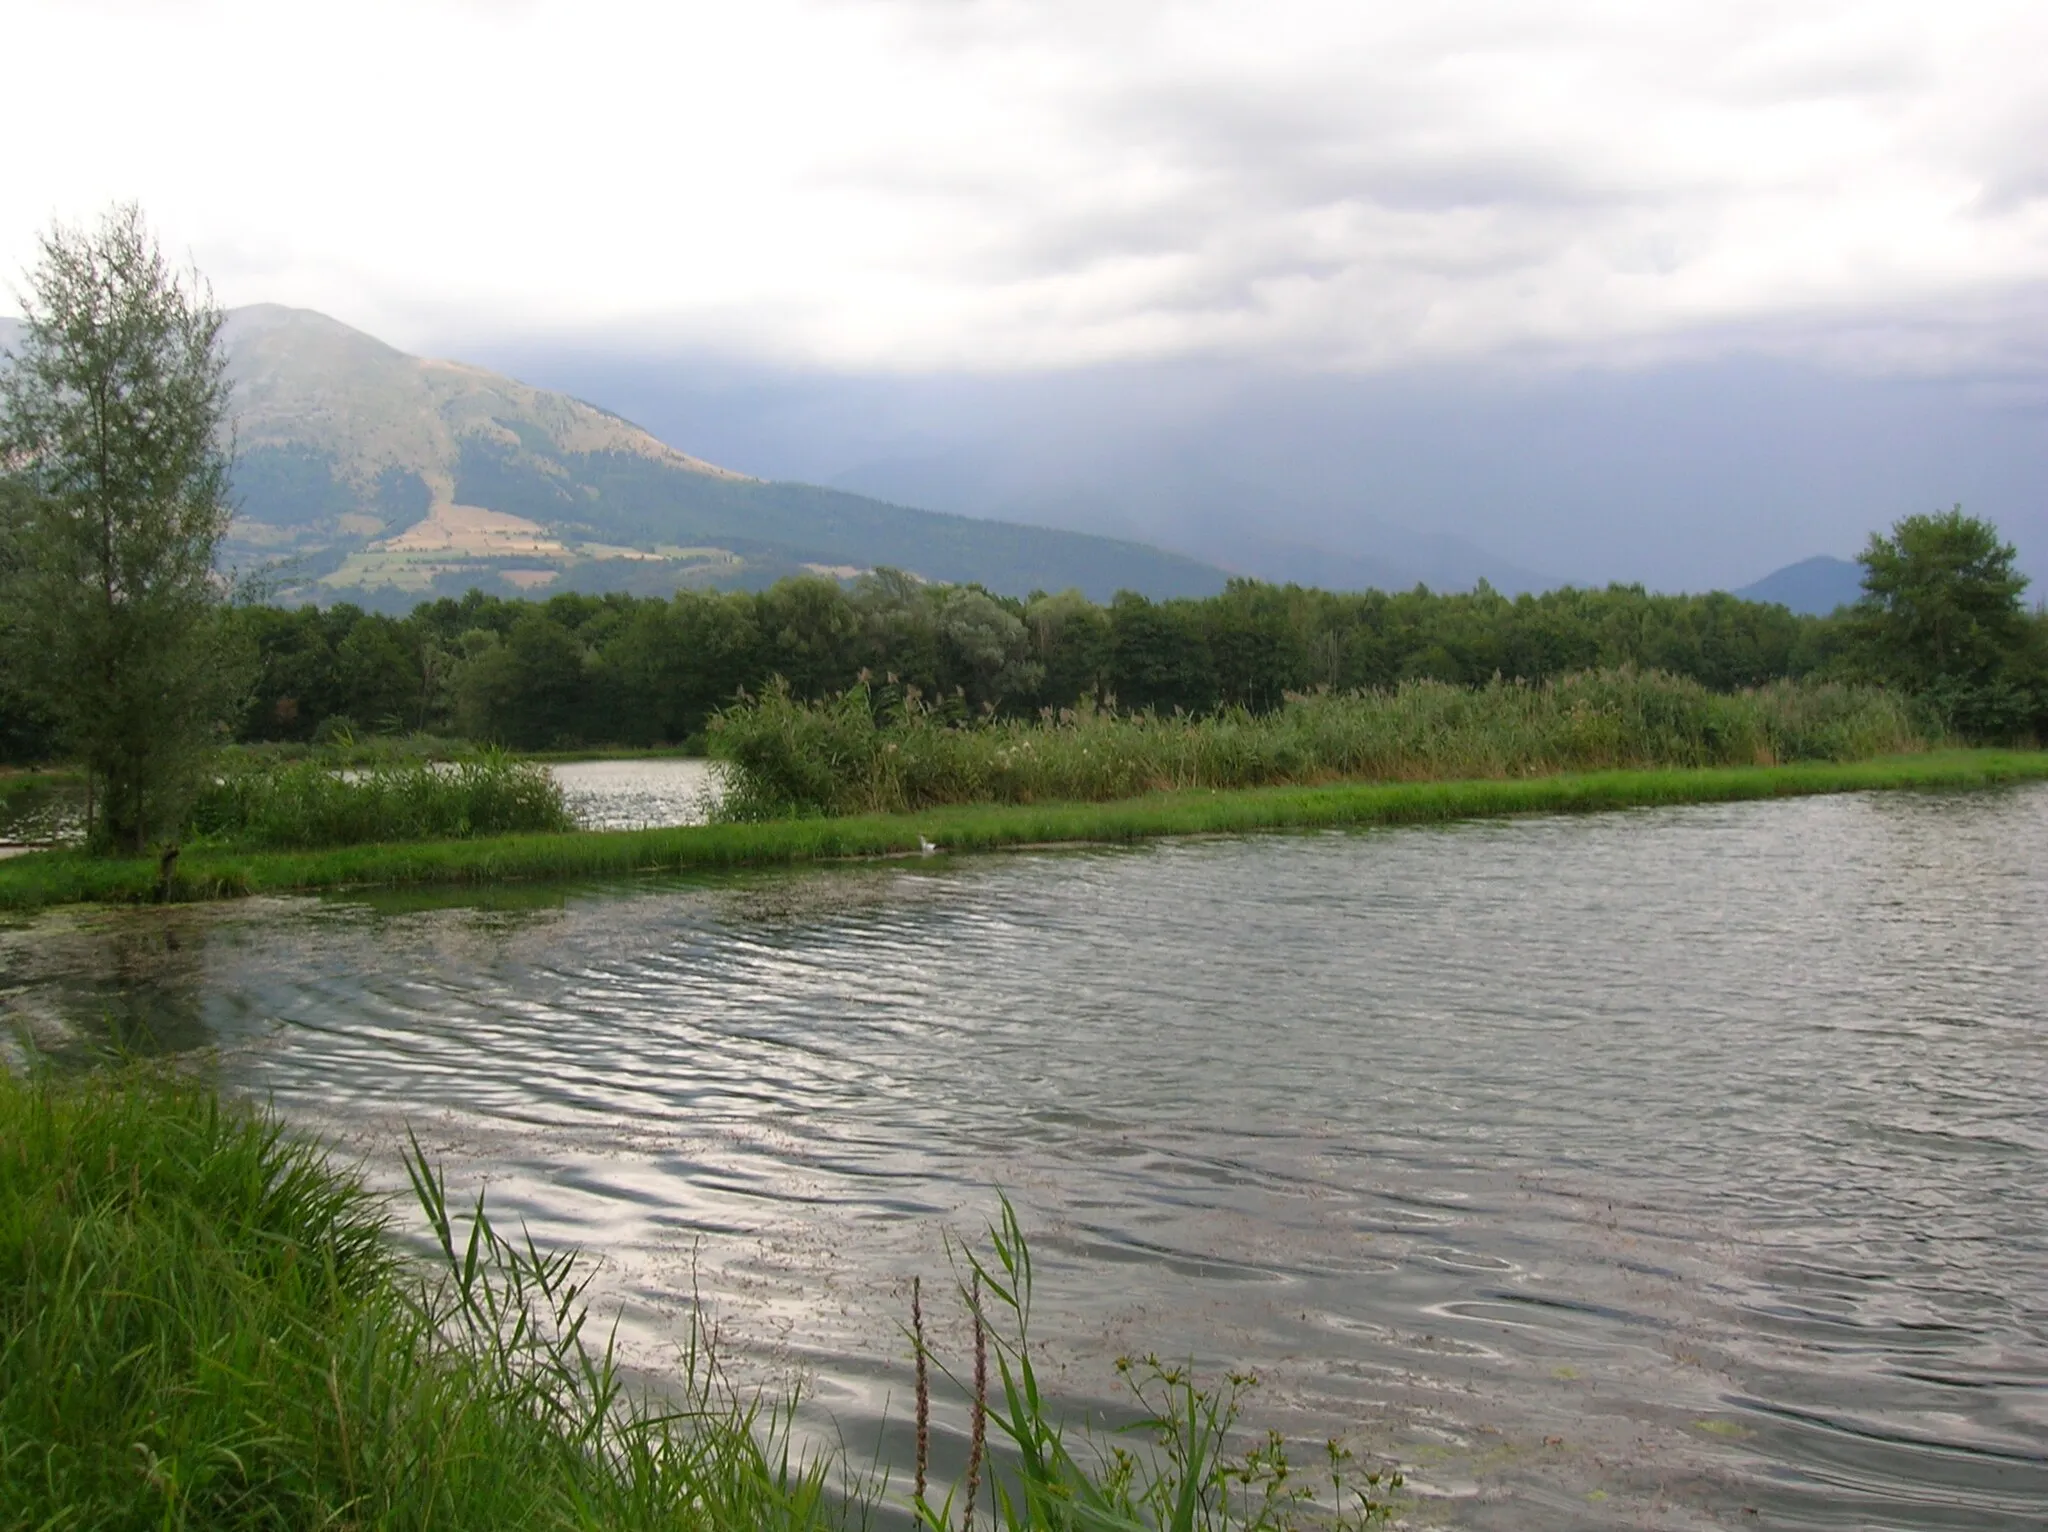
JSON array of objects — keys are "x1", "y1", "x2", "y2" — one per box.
[
  {"x1": 709, "y1": 670, "x2": 1925, "y2": 818},
  {"x1": 0, "y1": 1068, "x2": 1397, "y2": 1530},
  {"x1": 188, "y1": 750, "x2": 573, "y2": 849}
]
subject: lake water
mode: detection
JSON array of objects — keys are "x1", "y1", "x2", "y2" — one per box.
[
  {"x1": 0, "y1": 778, "x2": 82, "y2": 853},
  {"x1": 549, "y1": 757, "x2": 723, "y2": 830},
  {"x1": 2, "y1": 785, "x2": 2044, "y2": 1528}
]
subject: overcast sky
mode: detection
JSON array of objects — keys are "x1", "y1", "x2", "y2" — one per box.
[{"x1": 8, "y1": 0, "x2": 2046, "y2": 378}]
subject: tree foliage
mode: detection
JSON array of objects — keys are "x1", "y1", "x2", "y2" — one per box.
[
  {"x1": 1850, "y1": 507, "x2": 2043, "y2": 737},
  {"x1": 0, "y1": 205, "x2": 242, "y2": 850},
  {"x1": 179, "y1": 571, "x2": 1851, "y2": 753}
]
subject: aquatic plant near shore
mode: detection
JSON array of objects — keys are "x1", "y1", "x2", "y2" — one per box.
[
  {"x1": 906, "y1": 1197, "x2": 1402, "y2": 1531},
  {"x1": 186, "y1": 749, "x2": 573, "y2": 849},
  {"x1": 708, "y1": 670, "x2": 1924, "y2": 819},
  {"x1": 1, "y1": 1068, "x2": 1399, "y2": 1529}
]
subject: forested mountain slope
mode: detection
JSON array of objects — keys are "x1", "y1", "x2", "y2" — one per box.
[{"x1": 9, "y1": 305, "x2": 1228, "y2": 606}]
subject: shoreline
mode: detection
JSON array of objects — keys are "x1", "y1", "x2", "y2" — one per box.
[{"x1": 1, "y1": 749, "x2": 2043, "y2": 913}]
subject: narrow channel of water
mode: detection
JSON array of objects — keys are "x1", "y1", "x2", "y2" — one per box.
[
  {"x1": 548, "y1": 757, "x2": 721, "y2": 829},
  {"x1": 2, "y1": 786, "x2": 2044, "y2": 1528}
]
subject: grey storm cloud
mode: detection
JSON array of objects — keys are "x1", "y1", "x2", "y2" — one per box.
[
  {"x1": 4, "y1": 0, "x2": 2044, "y2": 375},
  {"x1": 792, "y1": 0, "x2": 2048, "y2": 371}
]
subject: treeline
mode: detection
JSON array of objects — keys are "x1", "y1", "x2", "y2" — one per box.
[
  {"x1": 4, "y1": 542, "x2": 2040, "y2": 764},
  {"x1": 230, "y1": 575, "x2": 1840, "y2": 751}
]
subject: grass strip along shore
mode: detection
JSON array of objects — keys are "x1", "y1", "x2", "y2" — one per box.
[
  {"x1": 0, "y1": 1067, "x2": 1400, "y2": 1530},
  {"x1": 1, "y1": 750, "x2": 2043, "y2": 912}
]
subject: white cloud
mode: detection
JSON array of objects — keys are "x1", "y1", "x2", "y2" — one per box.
[{"x1": 4, "y1": 0, "x2": 2044, "y2": 372}]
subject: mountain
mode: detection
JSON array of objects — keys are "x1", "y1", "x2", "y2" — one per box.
[
  {"x1": 1732, "y1": 555, "x2": 1863, "y2": 615},
  {"x1": 10, "y1": 306, "x2": 1230, "y2": 607},
  {"x1": 478, "y1": 347, "x2": 2048, "y2": 596},
  {"x1": 227, "y1": 306, "x2": 1236, "y2": 606},
  {"x1": 827, "y1": 447, "x2": 1555, "y2": 594}
]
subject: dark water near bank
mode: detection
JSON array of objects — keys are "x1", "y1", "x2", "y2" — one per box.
[{"x1": 4, "y1": 787, "x2": 2046, "y2": 1528}]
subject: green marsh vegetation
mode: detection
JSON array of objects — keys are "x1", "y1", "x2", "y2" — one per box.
[
  {"x1": 220, "y1": 731, "x2": 479, "y2": 769},
  {"x1": 708, "y1": 669, "x2": 1923, "y2": 819},
  {"x1": 0, "y1": 769, "x2": 71, "y2": 807},
  {"x1": 5, "y1": 752, "x2": 2044, "y2": 912},
  {"x1": 0, "y1": 1066, "x2": 1400, "y2": 1530},
  {"x1": 188, "y1": 750, "x2": 572, "y2": 850}
]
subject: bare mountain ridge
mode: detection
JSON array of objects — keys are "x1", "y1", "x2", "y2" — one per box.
[{"x1": 226, "y1": 304, "x2": 745, "y2": 495}]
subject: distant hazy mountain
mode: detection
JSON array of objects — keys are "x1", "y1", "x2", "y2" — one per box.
[
  {"x1": 1732, "y1": 555, "x2": 1864, "y2": 615},
  {"x1": 475, "y1": 346, "x2": 2048, "y2": 597},
  {"x1": 828, "y1": 449, "x2": 1555, "y2": 595},
  {"x1": 7, "y1": 306, "x2": 1229, "y2": 607}
]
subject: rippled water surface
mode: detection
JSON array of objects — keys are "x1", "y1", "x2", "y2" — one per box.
[
  {"x1": 0, "y1": 776, "x2": 82, "y2": 851},
  {"x1": 4, "y1": 786, "x2": 2046, "y2": 1528},
  {"x1": 552, "y1": 757, "x2": 721, "y2": 830}
]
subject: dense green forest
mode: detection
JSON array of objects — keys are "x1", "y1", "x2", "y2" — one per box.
[
  {"x1": 4, "y1": 536, "x2": 2042, "y2": 764},
  {"x1": 0, "y1": 576, "x2": 1834, "y2": 759}
]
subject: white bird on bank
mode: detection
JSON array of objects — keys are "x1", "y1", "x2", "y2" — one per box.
[{"x1": 917, "y1": 834, "x2": 938, "y2": 856}]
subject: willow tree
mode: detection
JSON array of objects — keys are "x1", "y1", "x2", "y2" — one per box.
[{"x1": 0, "y1": 205, "x2": 241, "y2": 852}]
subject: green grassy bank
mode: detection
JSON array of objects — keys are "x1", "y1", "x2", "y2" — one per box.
[
  {"x1": 2, "y1": 751, "x2": 2043, "y2": 913},
  {"x1": 0, "y1": 1068, "x2": 1396, "y2": 1529}
]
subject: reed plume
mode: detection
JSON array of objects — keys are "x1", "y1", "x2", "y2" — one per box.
[
  {"x1": 912, "y1": 1273, "x2": 930, "y2": 1511},
  {"x1": 962, "y1": 1269, "x2": 987, "y2": 1532}
]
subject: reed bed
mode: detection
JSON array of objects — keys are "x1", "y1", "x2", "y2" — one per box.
[
  {"x1": 0, "y1": 769, "x2": 76, "y2": 816},
  {"x1": 1, "y1": 752, "x2": 2041, "y2": 912},
  {"x1": 1, "y1": 1068, "x2": 1398, "y2": 1529},
  {"x1": 708, "y1": 671, "x2": 1922, "y2": 819},
  {"x1": 219, "y1": 733, "x2": 476, "y2": 769},
  {"x1": 188, "y1": 751, "x2": 573, "y2": 850}
]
